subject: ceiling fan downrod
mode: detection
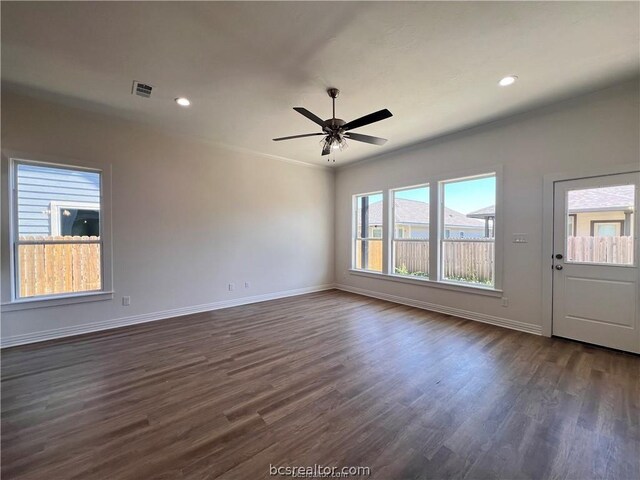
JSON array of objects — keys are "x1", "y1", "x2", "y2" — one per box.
[{"x1": 327, "y1": 88, "x2": 339, "y2": 120}]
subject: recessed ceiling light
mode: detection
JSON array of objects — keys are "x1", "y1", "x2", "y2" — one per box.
[
  {"x1": 499, "y1": 75, "x2": 518, "y2": 87},
  {"x1": 175, "y1": 97, "x2": 191, "y2": 107}
]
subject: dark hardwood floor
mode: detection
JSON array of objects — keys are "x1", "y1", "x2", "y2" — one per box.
[{"x1": 2, "y1": 290, "x2": 639, "y2": 480}]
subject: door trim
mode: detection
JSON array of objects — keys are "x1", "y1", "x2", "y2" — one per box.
[{"x1": 541, "y1": 163, "x2": 640, "y2": 337}]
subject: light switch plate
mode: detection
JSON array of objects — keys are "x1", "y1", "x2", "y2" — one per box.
[{"x1": 512, "y1": 233, "x2": 528, "y2": 244}]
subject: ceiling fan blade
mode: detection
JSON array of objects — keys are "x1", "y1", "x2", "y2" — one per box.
[
  {"x1": 273, "y1": 133, "x2": 324, "y2": 141},
  {"x1": 343, "y1": 109, "x2": 392, "y2": 131},
  {"x1": 321, "y1": 143, "x2": 331, "y2": 156},
  {"x1": 293, "y1": 107, "x2": 327, "y2": 128},
  {"x1": 345, "y1": 132, "x2": 388, "y2": 146}
]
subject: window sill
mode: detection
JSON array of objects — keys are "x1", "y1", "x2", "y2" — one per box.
[
  {"x1": 348, "y1": 269, "x2": 503, "y2": 297},
  {"x1": 1, "y1": 291, "x2": 114, "y2": 312}
]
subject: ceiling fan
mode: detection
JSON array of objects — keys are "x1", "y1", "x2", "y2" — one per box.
[{"x1": 273, "y1": 88, "x2": 392, "y2": 159}]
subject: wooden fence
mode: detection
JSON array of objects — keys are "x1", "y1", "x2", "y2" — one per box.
[
  {"x1": 355, "y1": 240, "x2": 383, "y2": 272},
  {"x1": 356, "y1": 239, "x2": 495, "y2": 284},
  {"x1": 394, "y1": 241, "x2": 429, "y2": 276},
  {"x1": 566, "y1": 236, "x2": 634, "y2": 264},
  {"x1": 441, "y1": 240, "x2": 494, "y2": 284},
  {"x1": 18, "y1": 236, "x2": 101, "y2": 298}
]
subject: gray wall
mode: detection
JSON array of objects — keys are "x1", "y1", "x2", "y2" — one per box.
[
  {"x1": 2, "y1": 80, "x2": 638, "y2": 343},
  {"x1": 334, "y1": 80, "x2": 639, "y2": 329},
  {"x1": 1, "y1": 92, "x2": 335, "y2": 341}
]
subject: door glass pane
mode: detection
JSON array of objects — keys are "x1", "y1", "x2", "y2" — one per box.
[{"x1": 566, "y1": 185, "x2": 635, "y2": 265}]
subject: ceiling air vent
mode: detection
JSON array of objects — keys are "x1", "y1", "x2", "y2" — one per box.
[{"x1": 132, "y1": 81, "x2": 153, "y2": 98}]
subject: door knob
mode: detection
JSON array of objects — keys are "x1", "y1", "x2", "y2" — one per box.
[
  {"x1": 555, "y1": 254, "x2": 563, "y2": 259},
  {"x1": 555, "y1": 265, "x2": 563, "y2": 270}
]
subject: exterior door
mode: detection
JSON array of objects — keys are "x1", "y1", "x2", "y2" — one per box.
[{"x1": 552, "y1": 172, "x2": 639, "y2": 353}]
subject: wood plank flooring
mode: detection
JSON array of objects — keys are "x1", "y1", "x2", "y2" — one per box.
[{"x1": 2, "y1": 290, "x2": 639, "y2": 479}]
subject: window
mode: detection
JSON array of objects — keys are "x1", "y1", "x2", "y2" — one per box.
[
  {"x1": 392, "y1": 185, "x2": 429, "y2": 278},
  {"x1": 50, "y1": 201, "x2": 100, "y2": 236},
  {"x1": 354, "y1": 192, "x2": 383, "y2": 272},
  {"x1": 441, "y1": 174, "x2": 496, "y2": 286},
  {"x1": 12, "y1": 160, "x2": 104, "y2": 299},
  {"x1": 351, "y1": 169, "x2": 501, "y2": 293},
  {"x1": 591, "y1": 220, "x2": 624, "y2": 237}
]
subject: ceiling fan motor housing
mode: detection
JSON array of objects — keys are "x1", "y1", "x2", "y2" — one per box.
[{"x1": 324, "y1": 118, "x2": 346, "y2": 134}]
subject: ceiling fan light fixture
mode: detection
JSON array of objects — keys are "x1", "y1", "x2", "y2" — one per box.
[
  {"x1": 334, "y1": 136, "x2": 348, "y2": 151},
  {"x1": 321, "y1": 136, "x2": 348, "y2": 152}
]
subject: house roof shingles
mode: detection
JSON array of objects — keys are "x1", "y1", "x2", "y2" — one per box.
[
  {"x1": 362, "y1": 199, "x2": 484, "y2": 228},
  {"x1": 466, "y1": 185, "x2": 635, "y2": 218}
]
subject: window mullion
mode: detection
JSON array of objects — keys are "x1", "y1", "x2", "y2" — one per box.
[
  {"x1": 382, "y1": 190, "x2": 390, "y2": 274},
  {"x1": 429, "y1": 182, "x2": 440, "y2": 281},
  {"x1": 16, "y1": 240, "x2": 102, "y2": 245}
]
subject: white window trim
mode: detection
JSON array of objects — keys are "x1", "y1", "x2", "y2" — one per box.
[
  {"x1": 352, "y1": 191, "x2": 384, "y2": 273},
  {"x1": 50, "y1": 200, "x2": 100, "y2": 236},
  {"x1": 350, "y1": 165, "x2": 503, "y2": 295},
  {"x1": 2, "y1": 153, "x2": 114, "y2": 311},
  {"x1": 438, "y1": 172, "x2": 500, "y2": 288}
]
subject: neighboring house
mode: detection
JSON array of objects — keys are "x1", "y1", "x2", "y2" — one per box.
[
  {"x1": 468, "y1": 185, "x2": 635, "y2": 238},
  {"x1": 17, "y1": 163, "x2": 100, "y2": 237},
  {"x1": 568, "y1": 185, "x2": 634, "y2": 236},
  {"x1": 466, "y1": 205, "x2": 495, "y2": 238},
  {"x1": 359, "y1": 199, "x2": 486, "y2": 239}
]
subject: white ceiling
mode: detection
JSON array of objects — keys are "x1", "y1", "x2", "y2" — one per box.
[{"x1": 2, "y1": 2, "x2": 638, "y2": 166}]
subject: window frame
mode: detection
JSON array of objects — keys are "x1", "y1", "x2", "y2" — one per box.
[
  {"x1": 391, "y1": 183, "x2": 430, "y2": 279},
  {"x1": 439, "y1": 173, "x2": 498, "y2": 288},
  {"x1": 352, "y1": 191, "x2": 384, "y2": 273},
  {"x1": 349, "y1": 166, "x2": 503, "y2": 296},
  {"x1": 3, "y1": 154, "x2": 113, "y2": 311}
]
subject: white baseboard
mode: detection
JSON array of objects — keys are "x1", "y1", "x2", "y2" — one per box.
[
  {"x1": 0, "y1": 284, "x2": 335, "y2": 348},
  {"x1": 335, "y1": 283, "x2": 542, "y2": 336},
  {"x1": 2, "y1": 283, "x2": 542, "y2": 348}
]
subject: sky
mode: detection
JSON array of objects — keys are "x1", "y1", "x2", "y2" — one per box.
[{"x1": 394, "y1": 176, "x2": 495, "y2": 214}]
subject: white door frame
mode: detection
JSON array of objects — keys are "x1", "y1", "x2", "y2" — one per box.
[{"x1": 541, "y1": 163, "x2": 640, "y2": 338}]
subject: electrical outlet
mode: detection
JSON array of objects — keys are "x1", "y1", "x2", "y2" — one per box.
[
  {"x1": 228, "y1": 283, "x2": 235, "y2": 292},
  {"x1": 244, "y1": 281, "x2": 250, "y2": 289},
  {"x1": 501, "y1": 297, "x2": 509, "y2": 307},
  {"x1": 122, "y1": 296, "x2": 131, "y2": 306}
]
